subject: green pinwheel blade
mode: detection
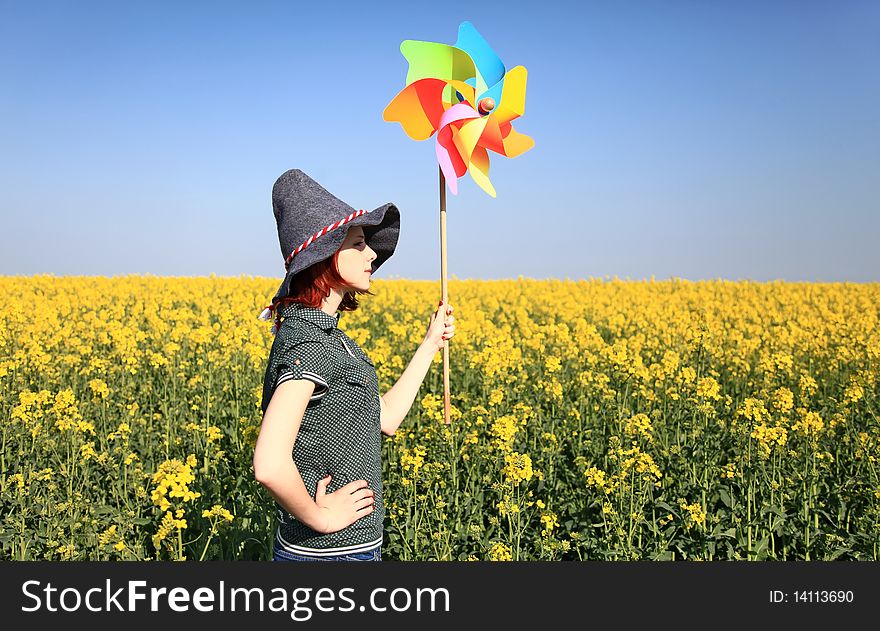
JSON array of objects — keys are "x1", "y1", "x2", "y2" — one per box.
[{"x1": 400, "y1": 40, "x2": 478, "y2": 89}]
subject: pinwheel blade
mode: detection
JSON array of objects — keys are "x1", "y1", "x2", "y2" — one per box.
[
  {"x1": 435, "y1": 103, "x2": 481, "y2": 194},
  {"x1": 494, "y1": 65, "x2": 528, "y2": 125},
  {"x1": 479, "y1": 116, "x2": 506, "y2": 155},
  {"x1": 455, "y1": 115, "x2": 490, "y2": 164},
  {"x1": 454, "y1": 21, "x2": 504, "y2": 98},
  {"x1": 400, "y1": 40, "x2": 476, "y2": 86},
  {"x1": 382, "y1": 80, "x2": 444, "y2": 140},
  {"x1": 383, "y1": 78, "x2": 449, "y2": 140},
  {"x1": 436, "y1": 126, "x2": 466, "y2": 194},
  {"x1": 499, "y1": 123, "x2": 535, "y2": 158},
  {"x1": 468, "y1": 145, "x2": 496, "y2": 197}
]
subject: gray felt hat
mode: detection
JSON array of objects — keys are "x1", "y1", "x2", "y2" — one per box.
[{"x1": 263, "y1": 168, "x2": 400, "y2": 311}]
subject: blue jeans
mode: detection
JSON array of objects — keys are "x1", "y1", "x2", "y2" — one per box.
[{"x1": 273, "y1": 541, "x2": 381, "y2": 562}]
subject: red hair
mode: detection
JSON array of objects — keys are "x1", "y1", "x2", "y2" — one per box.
[{"x1": 273, "y1": 250, "x2": 373, "y2": 313}]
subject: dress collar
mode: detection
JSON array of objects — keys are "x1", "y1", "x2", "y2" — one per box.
[{"x1": 277, "y1": 302, "x2": 341, "y2": 332}]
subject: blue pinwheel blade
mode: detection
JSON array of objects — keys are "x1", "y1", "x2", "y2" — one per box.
[{"x1": 455, "y1": 21, "x2": 506, "y2": 99}]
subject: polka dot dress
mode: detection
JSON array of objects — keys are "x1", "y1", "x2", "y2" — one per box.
[{"x1": 260, "y1": 302, "x2": 384, "y2": 557}]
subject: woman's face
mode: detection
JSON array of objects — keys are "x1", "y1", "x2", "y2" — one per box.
[{"x1": 336, "y1": 226, "x2": 377, "y2": 292}]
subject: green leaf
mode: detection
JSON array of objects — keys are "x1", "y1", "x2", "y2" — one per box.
[
  {"x1": 712, "y1": 527, "x2": 736, "y2": 539},
  {"x1": 828, "y1": 547, "x2": 851, "y2": 561},
  {"x1": 751, "y1": 536, "x2": 769, "y2": 560}
]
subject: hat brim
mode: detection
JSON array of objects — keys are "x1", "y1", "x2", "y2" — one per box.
[{"x1": 271, "y1": 202, "x2": 400, "y2": 303}]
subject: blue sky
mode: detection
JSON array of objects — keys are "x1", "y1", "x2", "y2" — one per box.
[{"x1": 1, "y1": 0, "x2": 878, "y2": 283}]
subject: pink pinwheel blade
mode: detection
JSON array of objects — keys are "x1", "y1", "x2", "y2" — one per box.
[
  {"x1": 436, "y1": 126, "x2": 467, "y2": 194},
  {"x1": 435, "y1": 103, "x2": 481, "y2": 194}
]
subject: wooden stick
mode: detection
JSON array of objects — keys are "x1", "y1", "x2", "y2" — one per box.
[{"x1": 439, "y1": 166, "x2": 451, "y2": 425}]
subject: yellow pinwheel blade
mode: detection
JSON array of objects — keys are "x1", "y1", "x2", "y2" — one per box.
[
  {"x1": 447, "y1": 79, "x2": 476, "y2": 109},
  {"x1": 454, "y1": 116, "x2": 490, "y2": 163},
  {"x1": 494, "y1": 65, "x2": 528, "y2": 125},
  {"x1": 468, "y1": 145, "x2": 496, "y2": 197},
  {"x1": 500, "y1": 125, "x2": 535, "y2": 158}
]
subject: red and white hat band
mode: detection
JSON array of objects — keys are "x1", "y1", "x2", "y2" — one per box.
[{"x1": 284, "y1": 208, "x2": 368, "y2": 270}]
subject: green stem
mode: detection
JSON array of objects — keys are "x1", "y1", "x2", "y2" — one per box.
[{"x1": 199, "y1": 524, "x2": 215, "y2": 561}]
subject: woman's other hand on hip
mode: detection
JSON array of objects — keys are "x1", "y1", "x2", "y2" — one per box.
[{"x1": 312, "y1": 476, "x2": 375, "y2": 534}]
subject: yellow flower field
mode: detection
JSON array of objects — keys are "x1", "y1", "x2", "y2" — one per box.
[{"x1": 1, "y1": 275, "x2": 878, "y2": 560}]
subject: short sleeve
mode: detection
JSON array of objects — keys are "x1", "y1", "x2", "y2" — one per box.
[{"x1": 275, "y1": 341, "x2": 331, "y2": 401}]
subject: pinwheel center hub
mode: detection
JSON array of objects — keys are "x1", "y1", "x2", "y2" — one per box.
[{"x1": 478, "y1": 97, "x2": 496, "y2": 115}]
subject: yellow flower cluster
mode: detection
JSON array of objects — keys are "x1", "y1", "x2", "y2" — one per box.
[
  {"x1": 202, "y1": 505, "x2": 234, "y2": 522},
  {"x1": 88, "y1": 379, "x2": 110, "y2": 399},
  {"x1": 696, "y1": 376, "x2": 722, "y2": 401},
  {"x1": 544, "y1": 356, "x2": 562, "y2": 374},
  {"x1": 799, "y1": 374, "x2": 818, "y2": 398},
  {"x1": 771, "y1": 387, "x2": 794, "y2": 414},
  {"x1": 419, "y1": 392, "x2": 454, "y2": 423},
  {"x1": 487, "y1": 542, "x2": 513, "y2": 561},
  {"x1": 150, "y1": 454, "x2": 201, "y2": 512},
  {"x1": 679, "y1": 366, "x2": 697, "y2": 385},
  {"x1": 205, "y1": 426, "x2": 223, "y2": 443},
  {"x1": 80, "y1": 442, "x2": 97, "y2": 462},
  {"x1": 610, "y1": 442, "x2": 662, "y2": 488},
  {"x1": 469, "y1": 337, "x2": 523, "y2": 382},
  {"x1": 31, "y1": 468, "x2": 54, "y2": 482},
  {"x1": 489, "y1": 415, "x2": 519, "y2": 452},
  {"x1": 98, "y1": 525, "x2": 127, "y2": 552},
  {"x1": 623, "y1": 413, "x2": 654, "y2": 443},
  {"x1": 495, "y1": 497, "x2": 520, "y2": 516},
  {"x1": 6, "y1": 473, "x2": 25, "y2": 493},
  {"x1": 540, "y1": 511, "x2": 559, "y2": 538},
  {"x1": 679, "y1": 500, "x2": 706, "y2": 530},
  {"x1": 488, "y1": 387, "x2": 504, "y2": 407},
  {"x1": 152, "y1": 509, "x2": 188, "y2": 551},
  {"x1": 10, "y1": 389, "x2": 54, "y2": 437},
  {"x1": 56, "y1": 543, "x2": 77, "y2": 560},
  {"x1": 791, "y1": 409, "x2": 824, "y2": 437},
  {"x1": 51, "y1": 388, "x2": 83, "y2": 432},
  {"x1": 758, "y1": 351, "x2": 794, "y2": 378},
  {"x1": 844, "y1": 382, "x2": 864, "y2": 405},
  {"x1": 399, "y1": 445, "x2": 427, "y2": 478},
  {"x1": 502, "y1": 452, "x2": 533, "y2": 485},
  {"x1": 751, "y1": 423, "x2": 789, "y2": 459},
  {"x1": 583, "y1": 466, "x2": 608, "y2": 491},
  {"x1": 107, "y1": 421, "x2": 132, "y2": 442},
  {"x1": 738, "y1": 398, "x2": 770, "y2": 423}
]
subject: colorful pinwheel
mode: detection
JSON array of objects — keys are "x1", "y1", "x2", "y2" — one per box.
[
  {"x1": 382, "y1": 22, "x2": 533, "y2": 425},
  {"x1": 383, "y1": 21, "x2": 534, "y2": 197}
]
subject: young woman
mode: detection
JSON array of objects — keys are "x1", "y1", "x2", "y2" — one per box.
[{"x1": 253, "y1": 169, "x2": 455, "y2": 561}]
